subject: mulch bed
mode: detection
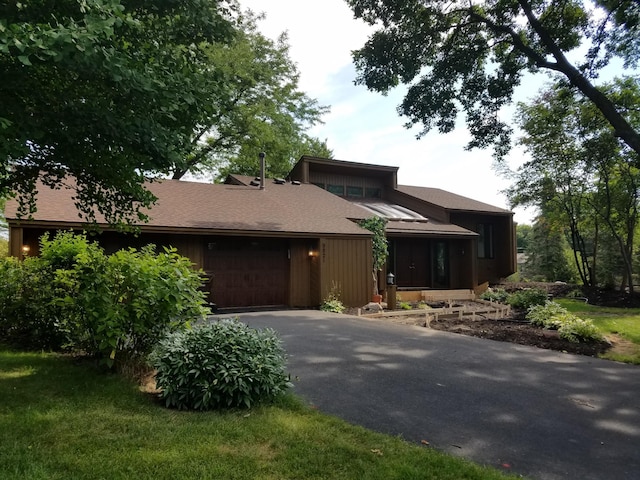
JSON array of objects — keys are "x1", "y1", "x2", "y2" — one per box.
[{"x1": 353, "y1": 298, "x2": 611, "y2": 357}]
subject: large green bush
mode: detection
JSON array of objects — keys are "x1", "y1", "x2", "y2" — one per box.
[
  {"x1": 525, "y1": 301, "x2": 603, "y2": 343},
  {"x1": 506, "y1": 288, "x2": 548, "y2": 310},
  {"x1": 0, "y1": 232, "x2": 209, "y2": 366},
  {"x1": 0, "y1": 256, "x2": 67, "y2": 350},
  {"x1": 150, "y1": 319, "x2": 292, "y2": 410}
]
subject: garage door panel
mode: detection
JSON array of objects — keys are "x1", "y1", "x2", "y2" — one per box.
[{"x1": 205, "y1": 238, "x2": 288, "y2": 308}]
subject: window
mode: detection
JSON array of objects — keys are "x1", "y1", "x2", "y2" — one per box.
[
  {"x1": 327, "y1": 184, "x2": 345, "y2": 196},
  {"x1": 365, "y1": 187, "x2": 381, "y2": 198},
  {"x1": 477, "y1": 223, "x2": 494, "y2": 259},
  {"x1": 346, "y1": 185, "x2": 364, "y2": 197}
]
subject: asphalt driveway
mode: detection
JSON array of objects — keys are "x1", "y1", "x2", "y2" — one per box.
[{"x1": 213, "y1": 310, "x2": 640, "y2": 480}]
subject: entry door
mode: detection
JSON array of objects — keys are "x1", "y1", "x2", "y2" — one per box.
[
  {"x1": 393, "y1": 238, "x2": 429, "y2": 288},
  {"x1": 204, "y1": 238, "x2": 289, "y2": 308}
]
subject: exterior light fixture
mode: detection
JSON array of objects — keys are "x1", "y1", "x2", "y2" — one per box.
[
  {"x1": 386, "y1": 272, "x2": 395, "y2": 285},
  {"x1": 308, "y1": 249, "x2": 318, "y2": 258},
  {"x1": 22, "y1": 245, "x2": 30, "y2": 255}
]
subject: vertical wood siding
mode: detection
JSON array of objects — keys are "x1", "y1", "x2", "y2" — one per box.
[
  {"x1": 289, "y1": 239, "x2": 312, "y2": 307},
  {"x1": 319, "y1": 237, "x2": 372, "y2": 307}
]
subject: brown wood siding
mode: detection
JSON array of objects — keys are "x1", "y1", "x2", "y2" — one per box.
[
  {"x1": 289, "y1": 239, "x2": 313, "y2": 307},
  {"x1": 319, "y1": 237, "x2": 372, "y2": 307},
  {"x1": 450, "y1": 213, "x2": 516, "y2": 283}
]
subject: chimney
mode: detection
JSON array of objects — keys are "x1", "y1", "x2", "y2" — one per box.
[{"x1": 259, "y1": 152, "x2": 266, "y2": 190}]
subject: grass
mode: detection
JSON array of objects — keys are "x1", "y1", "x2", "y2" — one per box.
[
  {"x1": 0, "y1": 349, "x2": 518, "y2": 480},
  {"x1": 555, "y1": 298, "x2": 640, "y2": 364}
]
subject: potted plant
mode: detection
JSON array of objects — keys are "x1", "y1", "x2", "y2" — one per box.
[{"x1": 358, "y1": 216, "x2": 388, "y2": 303}]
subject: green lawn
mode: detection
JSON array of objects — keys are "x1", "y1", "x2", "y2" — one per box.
[
  {"x1": 555, "y1": 298, "x2": 640, "y2": 364},
  {"x1": 0, "y1": 349, "x2": 518, "y2": 480}
]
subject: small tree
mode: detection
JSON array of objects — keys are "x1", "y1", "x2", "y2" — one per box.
[{"x1": 358, "y1": 216, "x2": 388, "y2": 296}]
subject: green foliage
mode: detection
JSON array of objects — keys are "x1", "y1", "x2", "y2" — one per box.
[
  {"x1": 320, "y1": 286, "x2": 345, "y2": 314},
  {"x1": 0, "y1": 232, "x2": 208, "y2": 366},
  {"x1": 526, "y1": 301, "x2": 603, "y2": 343},
  {"x1": 521, "y1": 217, "x2": 576, "y2": 283},
  {"x1": 0, "y1": 237, "x2": 7, "y2": 258},
  {"x1": 175, "y1": 13, "x2": 330, "y2": 181},
  {"x1": 516, "y1": 224, "x2": 532, "y2": 252},
  {"x1": 347, "y1": 0, "x2": 640, "y2": 159},
  {"x1": 357, "y1": 216, "x2": 388, "y2": 295},
  {"x1": 558, "y1": 317, "x2": 604, "y2": 343},
  {"x1": 398, "y1": 301, "x2": 412, "y2": 310},
  {"x1": 0, "y1": 256, "x2": 67, "y2": 350},
  {"x1": 1, "y1": 0, "x2": 238, "y2": 224},
  {"x1": 508, "y1": 79, "x2": 640, "y2": 290},
  {"x1": 150, "y1": 320, "x2": 292, "y2": 410},
  {"x1": 527, "y1": 302, "x2": 573, "y2": 328},
  {"x1": 480, "y1": 288, "x2": 509, "y2": 304},
  {"x1": 506, "y1": 289, "x2": 548, "y2": 310}
]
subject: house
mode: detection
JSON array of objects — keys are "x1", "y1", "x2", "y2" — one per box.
[{"x1": 5, "y1": 156, "x2": 516, "y2": 308}]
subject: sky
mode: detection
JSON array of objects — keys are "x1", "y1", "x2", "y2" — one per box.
[{"x1": 239, "y1": 0, "x2": 539, "y2": 224}]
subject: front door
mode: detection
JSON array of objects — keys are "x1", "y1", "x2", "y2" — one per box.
[{"x1": 392, "y1": 238, "x2": 429, "y2": 288}]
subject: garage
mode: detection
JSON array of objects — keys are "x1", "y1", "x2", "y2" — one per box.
[{"x1": 204, "y1": 237, "x2": 289, "y2": 308}]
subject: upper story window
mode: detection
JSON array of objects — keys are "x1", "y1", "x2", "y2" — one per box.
[
  {"x1": 327, "y1": 184, "x2": 345, "y2": 196},
  {"x1": 346, "y1": 186, "x2": 364, "y2": 198},
  {"x1": 365, "y1": 187, "x2": 381, "y2": 198},
  {"x1": 477, "y1": 223, "x2": 494, "y2": 259}
]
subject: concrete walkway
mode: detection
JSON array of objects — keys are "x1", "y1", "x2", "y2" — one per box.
[{"x1": 213, "y1": 310, "x2": 640, "y2": 480}]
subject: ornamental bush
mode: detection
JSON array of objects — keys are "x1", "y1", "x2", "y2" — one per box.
[
  {"x1": 525, "y1": 301, "x2": 603, "y2": 343},
  {"x1": 506, "y1": 288, "x2": 548, "y2": 310},
  {"x1": 526, "y1": 301, "x2": 568, "y2": 328},
  {"x1": 558, "y1": 318, "x2": 603, "y2": 343},
  {"x1": 479, "y1": 288, "x2": 509, "y2": 303},
  {"x1": 0, "y1": 231, "x2": 209, "y2": 367},
  {"x1": 150, "y1": 320, "x2": 292, "y2": 410}
]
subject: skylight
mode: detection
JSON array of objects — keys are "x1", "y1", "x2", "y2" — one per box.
[{"x1": 352, "y1": 201, "x2": 427, "y2": 222}]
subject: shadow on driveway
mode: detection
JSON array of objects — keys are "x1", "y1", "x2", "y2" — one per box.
[{"x1": 212, "y1": 310, "x2": 640, "y2": 480}]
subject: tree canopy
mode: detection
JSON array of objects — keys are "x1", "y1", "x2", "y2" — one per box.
[
  {"x1": 346, "y1": 0, "x2": 640, "y2": 159},
  {"x1": 507, "y1": 77, "x2": 640, "y2": 290},
  {"x1": 1, "y1": 0, "x2": 238, "y2": 225},
  {"x1": 173, "y1": 14, "x2": 331, "y2": 182}
]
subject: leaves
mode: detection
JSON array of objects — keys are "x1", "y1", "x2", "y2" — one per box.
[
  {"x1": 0, "y1": 0, "x2": 238, "y2": 225},
  {"x1": 150, "y1": 320, "x2": 291, "y2": 410},
  {"x1": 346, "y1": 0, "x2": 640, "y2": 159}
]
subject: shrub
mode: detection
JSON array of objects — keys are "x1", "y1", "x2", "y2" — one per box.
[
  {"x1": 506, "y1": 288, "x2": 548, "y2": 310},
  {"x1": 526, "y1": 301, "x2": 603, "y2": 343},
  {"x1": 398, "y1": 301, "x2": 412, "y2": 310},
  {"x1": 320, "y1": 283, "x2": 345, "y2": 313},
  {"x1": 150, "y1": 319, "x2": 292, "y2": 410},
  {"x1": 0, "y1": 256, "x2": 67, "y2": 350},
  {"x1": 526, "y1": 301, "x2": 568, "y2": 328},
  {"x1": 0, "y1": 231, "x2": 209, "y2": 367},
  {"x1": 558, "y1": 318, "x2": 604, "y2": 343},
  {"x1": 479, "y1": 288, "x2": 509, "y2": 303}
]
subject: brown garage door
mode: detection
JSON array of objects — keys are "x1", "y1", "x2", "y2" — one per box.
[{"x1": 204, "y1": 237, "x2": 289, "y2": 308}]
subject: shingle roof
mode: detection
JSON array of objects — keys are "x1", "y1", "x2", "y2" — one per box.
[
  {"x1": 5, "y1": 179, "x2": 372, "y2": 236},
  {"x1": 396, "y1": 185, "x2": 512, "y2": 214}
]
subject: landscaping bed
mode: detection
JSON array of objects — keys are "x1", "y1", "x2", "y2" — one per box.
[{"x1": 354, "y1": 300, "x2": 612, "y2": 357}]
